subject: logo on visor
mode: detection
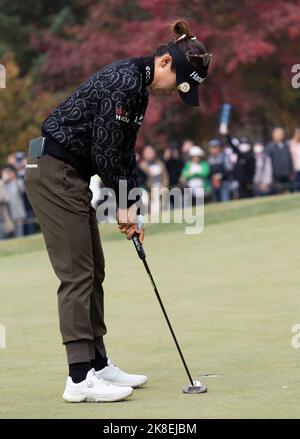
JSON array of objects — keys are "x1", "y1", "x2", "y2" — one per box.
[
  {"x1": 178, "y1": 82, "x2": 190, "y2": 93},
  {"x1": 190, "y1": 71, "x2": 205, "y2": 84}
]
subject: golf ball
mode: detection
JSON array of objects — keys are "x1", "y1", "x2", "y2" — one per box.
[{"x1": 193, "y1": 380, "x2": 201, "y2": 387}]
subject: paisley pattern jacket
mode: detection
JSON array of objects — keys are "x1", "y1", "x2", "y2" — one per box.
[{"x1": 42, "y1": 56, "x2": 154, "y2": 202}]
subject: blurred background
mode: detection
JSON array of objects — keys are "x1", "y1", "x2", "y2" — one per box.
[
  {"x1": 0, "y1": 0, "x2": 300, "y2": 238},
  {"x1": 1, "y1": 2, "x2": 300, "y2": 420}
]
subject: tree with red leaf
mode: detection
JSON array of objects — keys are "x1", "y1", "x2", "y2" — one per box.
[{"x1": 11, "y1": 0, "x2": 300, "y2": 148}]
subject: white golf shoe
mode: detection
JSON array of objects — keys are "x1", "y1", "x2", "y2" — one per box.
[
  {"x1": 94, "y1": 358, "x2": 147, "y2": 388},
  {"x1": 63, "y1": 369, "x2": 133, "y2": 403}
]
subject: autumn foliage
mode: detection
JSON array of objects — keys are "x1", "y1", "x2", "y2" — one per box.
[{"x1": 1, "y1": 0, "x2": 299, "y2": 157}]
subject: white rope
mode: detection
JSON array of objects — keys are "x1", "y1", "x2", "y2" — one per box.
[
  {"x1": 176, "y1": 33, "x2": 187, "y2": 41},
  {"x1": 176, "y1": 33, "x2": 197, "y2": 42}
]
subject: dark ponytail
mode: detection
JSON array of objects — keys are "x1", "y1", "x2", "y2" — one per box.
[
  {"x1": 155, "y1": 19, "x2": 209, "y2": 72},
  {"x1": 172, "y1": 20, "x2": 194, "y2": 39}
]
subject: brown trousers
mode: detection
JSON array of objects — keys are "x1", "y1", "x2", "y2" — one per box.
[{"x1": 24, "y1": 155, "x2": 107, "y2": 364}]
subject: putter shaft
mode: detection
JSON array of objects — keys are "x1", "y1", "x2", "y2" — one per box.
[{"x1": 132, "y1": 233, "x2": 194, "y2": 387}]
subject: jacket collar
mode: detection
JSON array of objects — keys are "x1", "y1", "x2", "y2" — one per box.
[{"x1": 136, "y1": 55, "x2": 155, "y2": 87}]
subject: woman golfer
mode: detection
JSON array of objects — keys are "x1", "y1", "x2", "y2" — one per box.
[{"x1": 24, "y1": 20, "x2": 211, "y2": 402}]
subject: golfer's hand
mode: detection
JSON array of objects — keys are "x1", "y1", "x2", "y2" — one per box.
[
  {"x1": 118, "y1": 223, "x2": 145, "y2": 243},
  {"x1": 127, "y1": 224, "x2": 145, "y2": 242},
  {"x1": 117, "y1": 208, "x2": 145, "y2": 243}
]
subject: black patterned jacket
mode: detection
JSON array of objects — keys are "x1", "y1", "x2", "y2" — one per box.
[{"x1": 41, "y1": 56, "x2": 155, "y2": 203}]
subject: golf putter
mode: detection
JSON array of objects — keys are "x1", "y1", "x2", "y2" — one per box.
[{"x1": 132, "y1": 232, "x2": 207, "y2": 394}]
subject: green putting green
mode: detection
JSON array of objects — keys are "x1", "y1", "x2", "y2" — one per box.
[{"x1": 0, "y1": 194, "x2": 300, "y2": 418}]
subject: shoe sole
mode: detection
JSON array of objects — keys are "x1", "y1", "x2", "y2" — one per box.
[
  {"x1": 63, "y1": 388, "x2": 133, "y2": 403},
  {"x1": 107, "y1": 378, "x2": 147, "y2": 388}
]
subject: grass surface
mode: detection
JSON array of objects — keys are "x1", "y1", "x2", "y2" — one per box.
[{"x1": 0, "y1": 194, "x2": 300, "y2": 418}]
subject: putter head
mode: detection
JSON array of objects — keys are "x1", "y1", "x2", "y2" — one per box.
[{"x1": 182, "y1": 380, "x2": 207, "y2": 394}]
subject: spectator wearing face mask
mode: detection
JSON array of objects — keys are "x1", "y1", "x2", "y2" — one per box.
[
  {"x1": 253, "y1": 142, "x2": 273, "y2": 196},
  {"x1": 207, "y1": 139, "x2": 233, "y2": 202},
  {"x1": 180, "y1": 145, "x2": 210, "y2": 203},
  {"x1": 266, "y1": 127, "x2": 293, "y2": 193},
  {"x1": 289, "y1": 127, "x2": 300, "y2": 191}
]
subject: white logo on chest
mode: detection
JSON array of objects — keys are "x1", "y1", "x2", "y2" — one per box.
[
  {"x1": 145, "y1": 66, "x2": 151, "y2": 82},
  {"x1": 134, "y1": 114, "x2": 144, "y2": 125},
  {"x1": 116, "y1": 106, "x2": 131, "y2": 123}
]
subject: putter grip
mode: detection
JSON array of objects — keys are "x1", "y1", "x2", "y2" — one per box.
[{"x1": 132, "y1": 233, "x2": 146, "y2": 260}]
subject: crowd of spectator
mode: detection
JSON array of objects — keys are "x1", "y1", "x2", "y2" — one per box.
[
  {"x1": 0, "y1": 152, "x2": 36, "y2": 240},
  {"x1": 1, "y1": 126, "x2": 300, "y2": 239},
  {"x1": 135, "y1": 126, "x2": 300, "y2": 207}
]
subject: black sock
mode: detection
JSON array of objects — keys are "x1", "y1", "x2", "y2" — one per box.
[
  {"x1": 69, "y1": 362, "x2": 91, "y2": 383},
  {"x1": 91, "y1": 348, "x2": 108, "y2": 371}
]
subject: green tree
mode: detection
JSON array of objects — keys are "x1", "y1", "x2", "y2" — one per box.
[
  {"x1": 0, "y1": 0, "x2": 87, "y2": 73},
  {"x1": 0, "y1": 53, "x2": 57, "y2": 162}
]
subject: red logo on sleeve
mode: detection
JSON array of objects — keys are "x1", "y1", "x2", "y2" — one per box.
[{"x1": 116, "y1": 107, "x2": 131, "y2": 123}]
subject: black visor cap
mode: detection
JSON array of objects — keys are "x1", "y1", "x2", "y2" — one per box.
[
  {"x1": 176, "y1": 68, "x2": 200, "y2": 106},
  {"x1": 167, "y1": 42, "x2": 210, "y2": 107}
]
